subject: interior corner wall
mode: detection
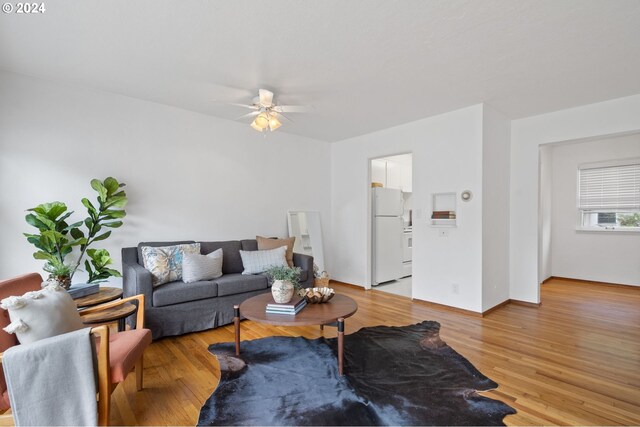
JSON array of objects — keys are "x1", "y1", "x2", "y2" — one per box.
[
  {"x1": 0, "y1": 71, "x2": 332, "y2": 285},
  {"x1": 510, "y1": 93, "x2": 640, "y2": 303},
  {"x1": 481, "y1": 105, "x2": 511, "y2": 311},
  {"x1": 538, "y1": 145, "x2": 553, "y2": 283},
  {"x1": 549, "y1": 134, "x2": 640, "y2": 286},
  {"x1": 330, "y1": 104, "x2": 484, "y2": 312}
]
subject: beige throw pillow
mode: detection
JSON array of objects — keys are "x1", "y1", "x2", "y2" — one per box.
[
  {"x1": 256, "y1": 236, "x2": 295, "y2": 267},
  {"x1": 0, "y1": 284, "x2": 84, "y2": 345}
]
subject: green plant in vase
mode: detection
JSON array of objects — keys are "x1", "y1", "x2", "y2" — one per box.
[
  {"x1": 24, "y1": 177, "x2": 128, "y2": 288},
  {"x1": 266, "y1": 265, "x2": 302, "y2": 304}
]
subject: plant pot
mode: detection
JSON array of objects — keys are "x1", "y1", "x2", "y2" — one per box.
[
  {"x1": 271, "y1": 279, "x2": 294, "y2": 304},
  {"x1": 47, "y1": 275, "x2": 72, "y2": 290}
]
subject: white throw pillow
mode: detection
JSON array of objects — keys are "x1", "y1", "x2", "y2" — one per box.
[
  {"x1": 141, "y1": 243, "x2": 201, "y2": 286},
  {"x1": 0, "y1": 284, "x2": 84, "y2": 345},
  {"x1": 239, "y1": 246, "x2": 288, "y2": 275},
  {"x1": 182, "y1": 249, "x2": 224, "y2": 283}
]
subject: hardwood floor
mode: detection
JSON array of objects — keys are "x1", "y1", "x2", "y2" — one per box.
[{"x1": 110, "y1": 278, "x2": 640, "y2": 425}]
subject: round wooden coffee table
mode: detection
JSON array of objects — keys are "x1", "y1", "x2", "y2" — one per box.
[{"x1": 235, "y1": 293, "x2": 358, "y2": 375}]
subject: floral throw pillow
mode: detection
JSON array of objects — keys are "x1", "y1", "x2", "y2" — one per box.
[{"x1": 141, "y1": 243, "x2": 201, "y2": 286}]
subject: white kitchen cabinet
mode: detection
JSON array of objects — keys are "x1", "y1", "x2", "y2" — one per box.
[
  {"x1": 401, "y1": 162, "x2": 412, "y2": 192},
  {"x1": 371, "y1": 156, "x2": 412, "y2": 192},
  {"x1": 371, "y1": 159, "x2": 386, "y2": 185},
  {"x1": 386, "y1": 160, "x2": 402, "y2": 190}
]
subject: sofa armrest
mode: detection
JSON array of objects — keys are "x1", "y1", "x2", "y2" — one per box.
[
  {"x1": 293, "y1": 253, "x2": 314, "y2": 288},
  {"x1": 122, "y1": 262, "x2": 153, "y2": 309}
]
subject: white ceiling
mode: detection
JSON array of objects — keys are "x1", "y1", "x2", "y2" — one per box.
[{"x1": 1, "y1": 0, "x2": 639, "y2": 142}]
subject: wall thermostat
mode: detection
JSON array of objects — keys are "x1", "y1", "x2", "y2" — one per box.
[{"x1": 461, "y1": 190, "x2": 473, "y2": 202}]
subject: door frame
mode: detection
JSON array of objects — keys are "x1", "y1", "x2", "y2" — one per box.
[{"x1": 366, "y1": 151, "x2": 413, "y2": 290}]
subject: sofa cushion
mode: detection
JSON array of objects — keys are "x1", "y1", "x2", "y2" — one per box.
[
  {"x1": 182, "y1": 249, "x2": 223, "y2": 283},
  {"x1": 257, "y1": 236, "x2": 295, "y2": 267},
  {"x1": 152, "y1": 280, "x2": 218, "y2": 307},
  {"x1": 141, "y1": 243, "x2": 201, "y2": 287},
  {"x1": 240, "y1": 239, "x2": 258, "y2": 251},
  {"x1": 0, "y1": 284, "x2": 84, "y2": 345},
  {"x1": 214, "y1": 274, "x2": 268, "y2": 297},
  {"x1": 239, "y1": 246, "x2": 288, "y2": 275},
  {"x1": 137, "y1": 241, "x2": 196, "y2": 266},
  {"x1": 200, "y1": 241, "x2": 243, "y2": 274}
]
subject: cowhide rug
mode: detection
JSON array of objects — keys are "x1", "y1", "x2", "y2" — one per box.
[{"x1": 198, "y1": 321, "x2": 516, "y2": 426}]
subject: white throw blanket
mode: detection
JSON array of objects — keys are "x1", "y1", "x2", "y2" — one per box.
[{"x1": 2, "y1": 327, "x2": 97, "y2": 426}]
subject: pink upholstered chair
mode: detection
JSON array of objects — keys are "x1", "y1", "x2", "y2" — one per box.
[{"x1": 0, "y1": 272, "x2": 152, "y2": 425}]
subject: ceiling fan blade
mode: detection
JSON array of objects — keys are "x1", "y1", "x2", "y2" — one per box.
[
  {"x1": 235, "y1": 111, "x2": 260, "y2": 121},
  {"x1": 274, "y1": 111, "x2": 294, "y2": 123},
  {"x1": 210, "y1": 100, "x2": 259, "y2": 110},
  {"x1": 258, "y1": 89, "x2": 274, "y2": 107},
  {"x1": 274, "y1": 105, "x2": 314, "y2": 113}
]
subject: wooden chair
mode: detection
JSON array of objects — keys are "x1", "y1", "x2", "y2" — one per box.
[
  {"x1": 0, "y1": 273, "x2": 152, "y2": 425},
  {"x1": 0, "y1": 325, "x2": 111, "y2": 425}
]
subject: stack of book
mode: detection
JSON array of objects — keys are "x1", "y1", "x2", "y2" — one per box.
[
  {"x1": 431, "y1": 210, "x2": 456, "y2": 219},
  {"x1": 67, "y1": 283, "x2": 100, "y2": 299},
  {"x1": 265, "y1": 296, "x2": 307, "y2": 315}
]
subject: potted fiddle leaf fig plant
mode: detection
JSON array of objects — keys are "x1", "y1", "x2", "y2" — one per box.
[
  {"x1": 24, "y1": 177, "x2": 128, "y2": 288},
  {"x1": 266, "y1": 265, "x2": 302, "y2": 304}
]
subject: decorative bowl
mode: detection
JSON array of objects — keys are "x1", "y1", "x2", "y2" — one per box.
[{"x1": 303, "y1": 287, "x2": 335, "y2": 304}]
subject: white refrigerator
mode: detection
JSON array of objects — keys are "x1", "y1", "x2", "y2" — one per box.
[{"x1": 373, "y1": 187, "x2": 404, "y2": 285}]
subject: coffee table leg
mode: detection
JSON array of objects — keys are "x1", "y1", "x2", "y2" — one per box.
[
  {"x1": 337, "y1": 317, "x2": 345, "y2": 376},
  {"x1": 234, "y1": 305, "x2": 240, "y2": 356}
]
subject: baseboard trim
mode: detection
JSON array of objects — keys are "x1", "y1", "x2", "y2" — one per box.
[
  {"x1": 329, "y1": 280, "x2": 366, "y2": 290},
  {"x1": 331, "y1": 281, "x2": 542, "y2": 315},
  {"x1": 481, "y1": 299, "x2": 511, "y2": 316},
  {"x1": 540, "y1": 276, "x2": 554, "y2": 285},
  {"x1": 509, "y1": 299, "x2": 542, "y2": 308},
  {"x1": 549, "y1": 276, "x2": 640, "y2": 290},
  {"x1": 412, "y1": 298, "x2": 483, "y2": 318}
]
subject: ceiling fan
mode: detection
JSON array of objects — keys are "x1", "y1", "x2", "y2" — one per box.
[{"x1": 230, "y1": 89, "x2": 313, "y2": 133}]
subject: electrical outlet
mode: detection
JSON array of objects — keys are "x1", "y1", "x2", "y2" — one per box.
[
  {"x1": 439, "y1": 229, "x2": 449, "y2": 237},
  {"x1": 452, "y1": 283, "x2": 459, "y2": 294}
]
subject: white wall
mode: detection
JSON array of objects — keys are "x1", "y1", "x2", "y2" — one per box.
[
  {"x1": 331, "y1": 105, "x2": 485, "y2": 312},
  {"x1": 511, "y1": 94, "x2": 640, "y2": 303},
  {"x1": 481, "y1": 105, "x2": 511, "y2": 311},
  {"x1": 0, "y1": 71, "x2": 332, "y2": 284},
  {"x1": 538, "y1": 145, "x2": 553, "y2": 282},
  {"x1": 549, "y1": 134, "x2": 640, "y2": 286}
]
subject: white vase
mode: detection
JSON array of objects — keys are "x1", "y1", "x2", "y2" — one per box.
[{"x1": 271, "y1": 279, "x2": 294, "y2": 304}]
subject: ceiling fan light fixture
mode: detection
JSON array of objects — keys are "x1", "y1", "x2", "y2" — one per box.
[
  {"x1": 233, "y1": 88, "x2": 310, "y2": 134},
  {"x1": 251, "y1": 112, "x2": 270, "y2": 132},
  {"x1": 268, "y1": 115, "x2": 282, "y2": 131},
  {"x1": 250, "y1": 119, "x2": 264, "y2": 132}
]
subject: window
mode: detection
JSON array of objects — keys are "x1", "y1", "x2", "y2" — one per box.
[{"x1": 578, "y1": 160, "x2": 640, "y2": 230}]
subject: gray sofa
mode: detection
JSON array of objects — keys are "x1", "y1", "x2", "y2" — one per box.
[{"x1": 122, "y1": 239, "x2": 314, "y2": 340}]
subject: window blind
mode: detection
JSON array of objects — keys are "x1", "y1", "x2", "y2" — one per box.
[{"x1": 578, "y1": 162, "x2": 640, "y2": 211}]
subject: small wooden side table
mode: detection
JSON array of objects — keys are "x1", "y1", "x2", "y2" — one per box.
[
  {"x1": 81, "y1": 303, "x2": 137, "y2": 332},
  {"x1": 74, "y1": 287, "x2": 134, "y2": 332},
  {"x1": 74, "y1": 287, "x2": 123, "y2": 309}
]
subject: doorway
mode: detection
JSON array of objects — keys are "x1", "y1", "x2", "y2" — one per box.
[
  {"x1": 538, "y1": 132, "x2": 640, "y2": 289},
  {"x1": 370, "y1": 153, "x2": 413, "y2": 298}
]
